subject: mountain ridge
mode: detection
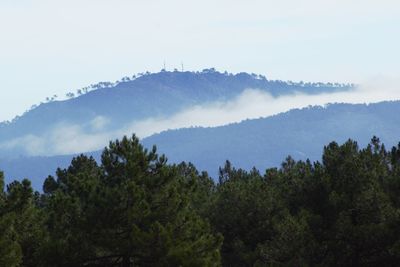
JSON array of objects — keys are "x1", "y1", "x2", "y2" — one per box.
[{"x1": 0, "y1": 70, "x2": 351, "y2": 158}]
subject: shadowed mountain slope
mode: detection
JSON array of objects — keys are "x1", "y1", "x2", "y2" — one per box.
[
  {"x1": 1, "y1": 101, "x2": 399, "y2": 190},
  {"x1": 0, "y1": 70, "x2": 349, "y2": 157}
]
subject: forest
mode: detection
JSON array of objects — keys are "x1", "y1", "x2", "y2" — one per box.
[{"x1": 2, "y1": 135, "x2": 400, "y2": 266}]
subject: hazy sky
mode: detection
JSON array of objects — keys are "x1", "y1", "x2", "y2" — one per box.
[{"x1": 0, "y1": 0, "x2": 399, "y2": 122}]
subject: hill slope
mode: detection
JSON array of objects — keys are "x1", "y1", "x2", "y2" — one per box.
[
  {"x1": 2, "y1": 101, "x2": 399, "y2": 190},
  {"x1": 0, "y1": 70, "x2": 349, "y2": 157},
  {"x1": 143, "y1": 101, "x2": 400, "y2": 176}
]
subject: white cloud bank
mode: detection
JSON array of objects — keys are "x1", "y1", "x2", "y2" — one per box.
[
  {"x1": 129, "y1": 76, "x2": 400, "y2": 136},
  {"x1": 1, "y1": 77, "x2": 399, "y2": 156}
]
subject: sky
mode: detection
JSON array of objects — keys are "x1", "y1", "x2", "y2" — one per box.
[{"x1": 0, "y1": 0, "x2": 400, "y2": 122}]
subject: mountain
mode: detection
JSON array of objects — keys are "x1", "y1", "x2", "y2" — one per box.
[
  {"x1": 0, "y1": 69, "x2": 349, "y2": 157},
  {"x1": 2, "y1": 100, "x2": 400, "y2": 190},
  {"x1": 142, "y1": 101, "x2": 400, "y2": 177}
]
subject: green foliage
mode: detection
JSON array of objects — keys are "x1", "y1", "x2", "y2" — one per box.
[
  {"x1": 40, "y1": 135, "x2": 222, "y2": 266},
  {"x1": 0, "y1": 173, "x2": 45, "y2": 266},
  {"x1": 0, "y1": 213, "x2": 22, "y2": 267},
  {"x1": 3, "y1": 136, "x2": 400, "y2": 266},
  {"x1": 211, "y1": 162, "x2": 278, "y2": 266},
  {"x1": 0, "y1": 172, "x2": 22, "y2": 267},
  {"x1": 209, "y1": 139, "x2": 400, "y2": 266}
]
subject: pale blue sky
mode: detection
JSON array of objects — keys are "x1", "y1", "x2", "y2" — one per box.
[{"x1": 0, "y1": 0, "x2": 399, "y2": 122}]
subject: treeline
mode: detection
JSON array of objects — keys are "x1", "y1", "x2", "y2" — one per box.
[{"x1": 2, "y1": 135, "x2": 400, "y2": 266}]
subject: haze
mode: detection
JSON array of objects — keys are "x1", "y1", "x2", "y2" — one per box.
[{"x1": 1, "y1": 77, "x2": 399, "y2": 156}]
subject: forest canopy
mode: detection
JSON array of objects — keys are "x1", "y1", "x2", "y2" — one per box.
[{"x1": 2, "y1": 135, "x2": 400, "y2": 266}]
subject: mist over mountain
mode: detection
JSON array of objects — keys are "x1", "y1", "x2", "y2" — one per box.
[
  {"x1": 143, "y1": 101, "x2": 400, "y2": 177},
  {"x1": 2, "y1": 100, "x2": 400, "y2": 190},
  {"x1": 0, "y1": 69, "x2": 350, "y2": 157}
]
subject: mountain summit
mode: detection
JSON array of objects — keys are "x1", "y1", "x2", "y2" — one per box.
[{"x1": 0, "y1": 69, "x2": 350, "y2": 157}]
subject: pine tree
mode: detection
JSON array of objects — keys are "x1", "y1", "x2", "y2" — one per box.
[
  {"x1": 41, "y1": 135, "x2": 222, "y2": 266},
  {"x1": 0, "y1": 171, "x2": 22, "y2": 267}
]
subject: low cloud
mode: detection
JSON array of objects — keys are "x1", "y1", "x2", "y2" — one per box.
[
  {"x1": 2, "y1": 77, "x2": 400, "y2": 156},
  {"x1": 0, "y1": 121, "x2": 115, "y2": 156},
  {"x1": 90, "y1": 116, "x2": 110, "y2": 131},
  {"x1": 128, "y1": 76, "x2": 400, "y2": 137}
]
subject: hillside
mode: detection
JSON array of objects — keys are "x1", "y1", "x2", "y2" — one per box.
[
  {"x1": 143, "y1": 101, "x2": 400, "y2": 176},
  {"x1": 2, "y1": 100, "x2": 399, "y2": 190},
  {"x1": 0, "y1": 70, "x2": 349, "y2": 157}
]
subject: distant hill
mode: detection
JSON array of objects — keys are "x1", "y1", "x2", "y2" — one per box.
[
  {"x1": 2, "y1": 101, "x2": 400, "y2": 190},
  {"x1": 142, "y1": 101, "x2": 400, "y2": 177},
  {"x1": 0, "y1": 69, "x2": 349, "y2": 157}
]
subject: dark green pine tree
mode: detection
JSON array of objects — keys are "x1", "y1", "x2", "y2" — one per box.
[
  {"x1": 0, "y1": 172, "x2": 45, "y2": 267},
  {"x1": 210, "y1": 161, "x2": 279, "y2": 266},
  {"x1": 0, "y1": 171, "x2": 22, "y2": 267},
  {"x1": 41, "y1": 135, "x2": 222, "y2": 267}
]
